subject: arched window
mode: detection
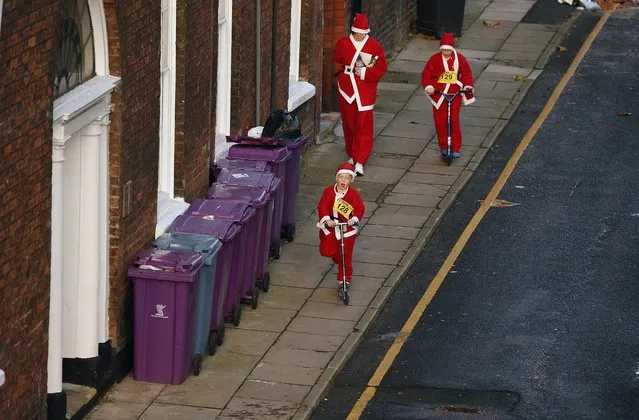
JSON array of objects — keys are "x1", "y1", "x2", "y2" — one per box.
[{"x1": 54, "y1": 0, "x2": 95, "y2": 98}]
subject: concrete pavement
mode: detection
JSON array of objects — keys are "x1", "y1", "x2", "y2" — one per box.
[{"x1": 85, "y1": 1, "x2": 578, "y2": 418}]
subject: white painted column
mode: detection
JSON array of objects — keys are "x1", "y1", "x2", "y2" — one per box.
[
  {"x1": 48, "y1": 138, "x2": 65, "y2": 394},
  {"x1": 97, "y1": 115, "x2": 110, "y2": 343},
  {"x1": 75, "y1": 122, "x2": 102, "y2": 357}
]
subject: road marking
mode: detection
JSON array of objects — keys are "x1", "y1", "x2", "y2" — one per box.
[{"x1": 346, "y1": 8, "x2": 615, "y2": 420}]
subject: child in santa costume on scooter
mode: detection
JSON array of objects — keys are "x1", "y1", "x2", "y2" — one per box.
[{"x1": 317, "y1": 163, "x2": 366, "y2": 291}]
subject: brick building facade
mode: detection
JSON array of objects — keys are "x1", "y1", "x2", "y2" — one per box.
[{"x1": 0, "y1": 0, "x2": 324, "y2": 418}]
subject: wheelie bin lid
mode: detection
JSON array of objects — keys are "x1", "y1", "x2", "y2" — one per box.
[
  {"x1": 169, "y1": 214, "x2": 242, "y2": 243},
  {"x1": 216, "y1": 168, "x2": 280, "y2": 194},
  {"x1": 153, "y1": 232, "x2": 222, "y2": 266},
  {"x1": 226, "y1": 135, "x2": 311, "y2": 151},
  {"x1": 205, "y1": 183, "x2": 271, "y2": 208},
  {"x1": 186, "y1": 199, "x2": 256, "y2": 224},
  {"x1": 227, "y1": 144, "x2": 291, "y2": 164},
  {"x1": 127, "y1": 248, "x2": 203, "y2": 282},
  {"x1": 216, "y1": 158, "x2": 272, "y2": 172}
]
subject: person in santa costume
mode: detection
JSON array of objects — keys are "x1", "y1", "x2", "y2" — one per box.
[
  {"x1": 333, "y1": 13, "x2": 388, "y2": 176},
  {"x1": 317, "y1": 163, "x2": 366, "y2": 289},
  {"x1": 422, "y1": 33, "x2": 475, "y2": 158}
]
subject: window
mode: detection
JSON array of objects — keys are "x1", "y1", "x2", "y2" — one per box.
[
  {"x1": 156, "y1": 0, "x2": 188, "y2": 237},
  {"x1": 287, "y1": 0, "x2": 315, "y2": 111},
  {"x1": 54, "y1": 0, "x2": 95, "y2": 98},
  {"x1": 214, "y1": 0, "x2": 233, "y2": 161}
]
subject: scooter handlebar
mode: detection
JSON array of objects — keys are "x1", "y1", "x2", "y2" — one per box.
[
  {"x1": 434, "y1": 89, "x2": 473, "y2": 95},
  {"x1": 323, "y1": 221, "x2": 359, "y2": 228}
]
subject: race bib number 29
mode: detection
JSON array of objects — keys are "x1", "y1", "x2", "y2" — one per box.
[
  {"x1": 438, "y1": 71, "x2": 457, "y2": 84},
  {"x1": 334, "y1": 198, "x2": 354, "y2": 219}
]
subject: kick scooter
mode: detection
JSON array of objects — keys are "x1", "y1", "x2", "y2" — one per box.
[
  {"x1": 434, "y1": 89, "x2": 472, "y2": 166},
  {"x1": 323, "y1": 221, "x2": 359, "y2": 305}
]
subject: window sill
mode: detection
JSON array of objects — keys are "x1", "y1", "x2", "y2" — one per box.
[
  {"x1": 155, "y1": 192, "x2": 189, "y2": 239},
  {"x1": 288, "y1": 80, "x2": 316, "y2": 112}
]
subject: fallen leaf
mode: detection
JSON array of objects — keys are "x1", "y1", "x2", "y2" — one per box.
[
  {"x1": 514, "y1": 74, "x2": 527, "y2": 81},
  {"x1": 617, "y1": 111, "x2": 632, "y2": 116},
  {"x1": 477, "y1": 199, "x2": 520, "y2": 207},
  {"x1": 483, "y1": 20, "x2": 504, "y2": 28},
  {"x1": 558, "y1": 45, "x2": 568, "y2": 52}
]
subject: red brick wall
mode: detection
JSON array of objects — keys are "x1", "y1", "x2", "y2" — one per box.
[
  {"x1": 104, "y1": 0, "x2": 162, "y2": 350},
  {"x1": 175, "y1": 0, "x2": 217, "y2": 200},
  {"x1": 0, "y1": 0, "x2": 58, "y2": 418},
  {"x1": 295, "y1": 0, "x2": 324, "y2": 140},
  {"x1": 321, "y1": 0, "x2": 417, "y2": 112},
  {"x1": 231, "y1": 0, "x2": 292, "y2": 134}
]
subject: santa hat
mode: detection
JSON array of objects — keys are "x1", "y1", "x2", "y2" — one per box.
[
  {"x1": 351, "y1": 13, "x2": 370, "y2": 34},
  {"x1": 335, "y1": 162, "x2": 356, "y2": 181},
  {"x1": 439, "y1": 33, "x2": 456, "y2": 51}
]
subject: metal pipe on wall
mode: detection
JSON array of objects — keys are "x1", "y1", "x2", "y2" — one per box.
[{"x1": 270, "y1": 0, "x2": 277, "y2": 111}]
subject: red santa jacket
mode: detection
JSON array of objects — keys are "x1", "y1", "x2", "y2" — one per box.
[
  {"x1": 421, "y1": 50, "x2": 475, "y2": 110},
  {"x1": 317, "y1": 185, "x2": 365, "y2": 239},
  {"x1": 334, "y1": 35, "x2": 388, "y2": 111}
]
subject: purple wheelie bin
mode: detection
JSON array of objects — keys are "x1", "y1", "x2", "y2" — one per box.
[
  {"x1": 226, "y1": 144, "x2": 290, "y2": 248},
  {"x1": 226, "y1": 135, "x2": 311, "y2": 242},
  {"x1": 205, "y1": 183, "x2": 275, "y2": 293},
  {"x1": 214, "y1": 167, "x2": 284, "y2": 260},
  {"x1": 185, "y1": 199, "x2": 261, "y2": 309},
  {"x1": 169, "y1": 215, "x2": 244, "y2": 327},
  {"x1": 128, "y1": 248, "x2": 203, "y2": 384}
]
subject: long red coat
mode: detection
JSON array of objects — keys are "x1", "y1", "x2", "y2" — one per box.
[
  {"x1": 421, "y1": 50, "x2": 475, "y2": 109},
  {"x1": 334, "y1": 35, "x2": 388, "y2": 111},
  {"x1": 317, "y1": 185, "x2": 365, "y2": 259}
]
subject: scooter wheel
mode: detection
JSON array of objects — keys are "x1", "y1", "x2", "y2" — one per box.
[
  {"x1": 342, "y1": 291, "x2": 350, "y2": 306},
  {"x1": 260, "y1": 271, "x2": 271, "y2": 293},
  {"x1": 251, "y1": 287, "x2": 260, "y2": 310},
  {"x1": 208, "y1": 331, "x2": 218, "y2": 355},
  {"x1": 216, "y1": 324, "x2": 225, "y2": 345},
  {"x1": 233, "y1": 305, "x2": 242, "y2": 327},
  {"x1": 192, "y1": 353, "x2": 203, "y2": 376},
  {"x1": 446, "y1": 155, "x2": 453, "y2": 166}
]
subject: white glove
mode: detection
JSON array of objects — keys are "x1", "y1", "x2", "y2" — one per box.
[{"x1": 425, "y1": 86, "x2": 435, "y2": 95}]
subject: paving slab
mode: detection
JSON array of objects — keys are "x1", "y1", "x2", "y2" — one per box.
[
  {"x1": 215, "y1": 329, "x2": 280, "y2": 357},
  {"x1": 354, "y1": 165, "x2": 405, "y2": 184},
  {"x1": 218, "y1": 397, "x2": 299, "y2": 420},
  {"x1": 379, "y1": 120, "x2": 434, "y2": 140},
  {"x1": 263, "y1": 345, "x2": 334, "y2": 369},
  {"x1": 350, "y1": 181, "x2": 386, "y2": 202},
  {"x1": 383, "y1": 192, "x2": 442, "y2": 208},
  {"x1": 275, "y1": 331, "x2": 345, "y2": 352},
  {"x1": 365, "y1": 153, "x2": 415, "y2": 169},
  {"x1": 320, "y1": 274, "x2": 387, "y2": 290},
  {"x1": 366, "y1": 210, "x2": 432, "y2": 229},
  {"x1": 360, "y1": 224, "x2": 421, "y2": 240},
  {"x1": 258, "y1": 285, "x2": 313, "y2": 311},
  {"x1": 374, "y1": 136, "x2": 428, "y2": 156},
  {"x1": 351, "y1": 247, "x2": 405, "y2": 265},
  {"x1": 139, "y1": 403, "x2": 221, "y2": 420},
  {"x1": 299, "y1": 301, "x2": 368, "y2": 322},
  {"x1": 86, "y1": 401, "x2": 149, "y2": 420},
  {"x1": 102, "y1": 376, "x2": 164, "y2": 405},
  {"x1": 287, "y1": 316, "x2": 357, "y2": 337},
  {"x1": 394, "y1": 109, "x2": 434, "y2": 125},
  {"x1": 404, "y1": 93, "x2": 431, "y2": 112},
  {"x1": 276, "y1": 243, "x2": 331, "y2": 267},
  {"x1": 235, "y1": 307, "x2": 297, "y2": 333},
  {"x1": 236, "y1": 380, "x2": 311, "y2": 404},
  {"x1": 400, "y1": 171, "x2": 459, "y2": 186},
  {"x1": 458, "y1": 37, "x2": 505, "y2": 52},
  {"x1": 268, "y1": 262, "x2": 328, "y2": 289}
]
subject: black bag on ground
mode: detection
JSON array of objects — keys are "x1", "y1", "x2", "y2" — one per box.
[{"x1": 262, "y1": 109, "x2": 302, "y2": 139}]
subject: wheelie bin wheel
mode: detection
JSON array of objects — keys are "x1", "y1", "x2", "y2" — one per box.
[
  {"x1": 251, "y1": 287, "x2": 259, "y2": 310},
  {"x1": 270, "y1": 241, "x2": 282, "y2": 260},
  {"x1": 208, "y1": 331, "x2": 218, "y2": 355},
  {"x1": 259, "y1": 271, "x2": 271, "y2": 293},
  {"x1": 192, "y1": 353, "x2": 203, "y2": 376},
  {"x1": 216, "y1": 324, "x2": 225, "y2": 345},
  {"x1": 233, "y1": 305, "x2": 242, "y2": 327}
]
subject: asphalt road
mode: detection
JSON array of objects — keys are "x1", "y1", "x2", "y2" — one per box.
[{"x1": 312, "y1": 6, "x2": 639, "y2": 420}]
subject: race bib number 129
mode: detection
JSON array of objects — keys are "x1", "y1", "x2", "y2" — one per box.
[{"x1": 438, "y1": 71, "x2": 457, "y2": 84}]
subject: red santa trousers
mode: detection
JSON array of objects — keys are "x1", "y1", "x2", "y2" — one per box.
[
  {"x1": 433, "y1": 95, "x2": 463, "y2": 153},
  {"x1": 339, "y1": 96, "x2": 374, "y2": 165},
  {"x1": 320, "y1": 232, "x2": 356, "y2": 283}
]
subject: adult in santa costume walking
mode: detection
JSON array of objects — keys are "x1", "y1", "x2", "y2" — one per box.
[
  {"x1": 334, "y1": 13, "x2": 388, "y2": 176},
  {"x1": 422, "y1": 33, "x2": 475, "y2": 158},
  {"x1": 317, "y1": 163, "x2": 365, "y2": 287}
]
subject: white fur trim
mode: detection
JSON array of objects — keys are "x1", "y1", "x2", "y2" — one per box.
[
  {"x1": 440, "y1": 45, "x2": 455, "y2": 51},
  {"x1": 343, "y1": 229, "x2": 358, "y2": 238},
  {"x1": 359, "y1": 67, "x2": 366, "y2": 80},
  {"x1": 351, "y1": 26, "x2": 370, "y2": 34},
  {"x1": 462, "y1": 95, "x2": 476, "y2": 105},
  {"x1": 336, "y1": 169, "x2": 356, "y2": 181}
]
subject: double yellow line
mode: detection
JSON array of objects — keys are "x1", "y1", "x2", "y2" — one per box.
[{"x1": 346, "y1": 8, "x2": 615, "y2": 419}]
